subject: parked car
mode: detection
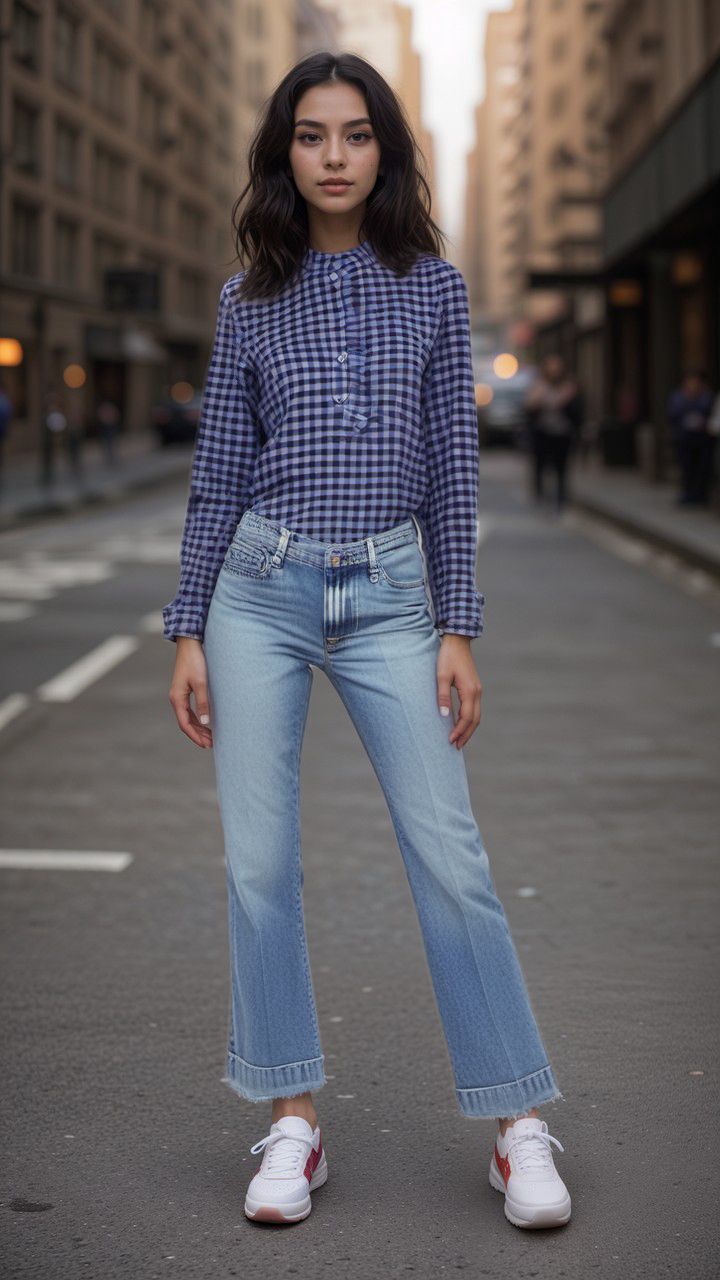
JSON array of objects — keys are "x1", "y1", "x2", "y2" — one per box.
[
  {"x1": 152, "y1": 392, "x2": 203, "y2": 445},
  {"x1": 475, "y1": 361, "x2": 534, "y2": 448}
]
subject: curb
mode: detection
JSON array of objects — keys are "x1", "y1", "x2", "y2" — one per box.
[
  {"x1": 570, "y1": 491, "x2": 720, "y2": 584},
  {"x1": 0, "y1": 453, "x2": 191, "y2": 533}
]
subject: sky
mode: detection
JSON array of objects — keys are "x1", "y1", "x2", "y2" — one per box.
[{"x1": 408, "y1": 0, "x2": 513, "y2": 249}]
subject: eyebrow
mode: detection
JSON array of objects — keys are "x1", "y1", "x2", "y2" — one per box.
[{"x1": 294, "y1": 118, "x2": 372, "y2": 129}]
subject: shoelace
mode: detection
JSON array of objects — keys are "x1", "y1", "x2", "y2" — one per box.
[
  {"x1": 249, "y1": 1127, "x2": 314, "y2": 1175},
  {"x1": 508, "y1": 1125, "x2": 564, "y2": 1174}
]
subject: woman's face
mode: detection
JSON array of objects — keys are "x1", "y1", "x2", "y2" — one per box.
[{"x1": 288, "y1": 81, "x2": 381, "y2": 226}]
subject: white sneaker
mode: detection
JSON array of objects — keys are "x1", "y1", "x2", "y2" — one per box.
[
  {"x1": 489, "y1": 1116, "x2": 571, "y2": 1229},
  {"x1": 244, "y1": 1115, "x2": 327, "y2": 1224}
]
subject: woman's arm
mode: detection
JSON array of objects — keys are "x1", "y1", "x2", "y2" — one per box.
[
  {"x1": 162, "y1": 279, "x2": 259, "y2": 644},
  {"x1": 417, "y1": 263, "x2": 485, "y2": 640}
]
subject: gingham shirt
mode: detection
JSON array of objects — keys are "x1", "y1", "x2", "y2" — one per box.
[{"x1": 162, "y1": 238, "x2": 485, "y2": 642}]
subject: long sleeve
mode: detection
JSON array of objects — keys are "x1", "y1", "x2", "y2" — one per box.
[
  {"x1": 416, "y1": 265, "x2": 485, "y2": 638},
  {"x1": 162, "y1": 280, "x2": 260, "y2": 643}
]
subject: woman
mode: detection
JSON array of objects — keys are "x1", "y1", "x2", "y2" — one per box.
[{"x1": 163, "y1": 52, "x2": 571, "y2": 1231}]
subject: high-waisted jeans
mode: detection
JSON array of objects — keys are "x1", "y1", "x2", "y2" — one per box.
[{"x1": 202, "y1": 509, "x2": 564, "y2": 1119}]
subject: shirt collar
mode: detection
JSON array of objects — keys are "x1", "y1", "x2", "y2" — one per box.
[{"x1": 301, "y1": 238, "x2": 376, "y2": 276}]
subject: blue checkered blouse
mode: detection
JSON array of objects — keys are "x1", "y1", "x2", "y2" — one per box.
[{"x1": 162, "y1": 238, "x2": 485, "y2": 642}]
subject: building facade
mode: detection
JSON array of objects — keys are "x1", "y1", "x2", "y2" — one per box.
[
  {"x1": 0, "y1": 0, "x2": 294, "y2": 458},
  {"x1": 602, "y1": 0, "x2": 720, "y2": 480}
]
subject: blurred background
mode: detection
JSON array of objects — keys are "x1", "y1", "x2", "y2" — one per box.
[{"x1": 1, "y1": 0, "x2": 718, "y2": 511}]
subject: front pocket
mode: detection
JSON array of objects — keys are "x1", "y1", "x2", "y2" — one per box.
[
  {"x1": 224, "y1": 538, "x2": 271, "y2": 578},
  {"x1": 376, "y1": 541, "x2": 426, "y2": 589}
]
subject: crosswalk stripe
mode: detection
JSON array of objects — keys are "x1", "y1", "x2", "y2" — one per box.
[{"x1": 0, "y1": 850, "x2": 133, "y2": 871}]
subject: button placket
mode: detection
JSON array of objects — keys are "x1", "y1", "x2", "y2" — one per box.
[{"x1": 329, "y1": 264, "x2": 349, "y2": 407}]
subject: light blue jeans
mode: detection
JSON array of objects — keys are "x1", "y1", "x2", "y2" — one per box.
[{"x1": 203, "y1": 509, "x2": 564, "y2": 1119}]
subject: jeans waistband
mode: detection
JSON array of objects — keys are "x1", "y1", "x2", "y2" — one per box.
[{"x1": 237, "y1": 509, "x2": 423, "y2": 570}]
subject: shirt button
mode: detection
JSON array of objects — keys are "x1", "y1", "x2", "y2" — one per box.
[
  {"x1": 337, "y1": 352, "x2": 347, "y2": 362},
  {"x1": 329, "y1": 271, "x2": 338, "y2": 281}
]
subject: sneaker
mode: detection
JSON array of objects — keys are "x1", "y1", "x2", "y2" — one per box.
[
  {"x1": 489, "y1": 1116, "x2": 571, "y2": 1229},
  {"x1": 244, "y1": 1115, "x2": 327, "y2": 1224}
]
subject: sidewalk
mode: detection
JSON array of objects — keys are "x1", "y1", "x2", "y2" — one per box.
[
  {"x1": 0, "y1": 431, "x2": 193, "y2": 531},
  {"x1": 569, "y1": 454, "x2": 720, "y2": 580}
]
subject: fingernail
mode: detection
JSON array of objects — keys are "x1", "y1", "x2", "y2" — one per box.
[
  {"x1": 200, "y1": 714, "x2": 210, "y2": 725},
  {"x1": 440, "y1": 706, "x2": 450, "y2": 716}
]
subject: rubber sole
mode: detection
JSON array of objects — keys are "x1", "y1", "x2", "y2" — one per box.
[
  {"x1": 244, "y1": 1152, "x2": 328, "y2": 1224},
  {"x1": 489, "y1": 1156, "x2": 571, "y2": 1229}
]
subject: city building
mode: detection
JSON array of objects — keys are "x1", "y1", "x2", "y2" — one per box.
[{"x1": 0, "y1": 0, "x2": 294, "y2": 458}]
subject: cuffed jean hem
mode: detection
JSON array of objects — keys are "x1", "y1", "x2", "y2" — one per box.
[
  {"x1": 455, "y1": 1064, "x2": 565, "y2": 1120},
  {"x1": 221, "y1": 1050, "x2": 327, "y2": 1103}
]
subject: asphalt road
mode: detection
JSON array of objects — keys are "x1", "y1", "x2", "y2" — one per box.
[{"x1": 1, "y1": 452, "x2": 718, "y2": 1279}]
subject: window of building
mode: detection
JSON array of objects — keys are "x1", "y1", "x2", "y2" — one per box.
[
  {"x1": 55, "y1": 118, "x2": 80, "y2": 189},
  {"x1": 93, "y1": 232, "x2": 125, "y2": 297},
  {"x1": 12, "y1": 198, "x2": 40, "y2": 276},
  {"x1": 178, "y1": 268, "x2": 206, "y2": 317},
  {"x1": 55, "y1": 6, "x2": 81, "y2": 89},
  {"x1": 92, "y1": 38, "x2": 127, "y2": 119},
  {"x1": 12, "y1": 0, "x2": 40, "y2": 72},
  {"x1": 548, "y1": 85, "x2": 568, "y2": 117},
  {"x1": 139, "y1": 0, "x2": 163, "y2": 53},
  {"x1": 139, "y1": 174, "x2": 167, "y2": 233},
  {"x1": 95, "y1": 0, "x2": 124, "y2": 20},
  {"x1": 54, "y1": 216, "x2": 80, "y2": 287},
  {"x1": 549, "y1": 34, "x2": 567, "y2": 61},
  {"x1": 178, "y1": 201, "x2": 205, "y2": 252},
  {"x1": 13, "y1": 98, "x2": 40, "y2": 175},
  {"x1": 180, "y1": 19, "x2": 207, "y2": 99},
  {"x1": 139, "y1": 80, "x2": 166, "y2": 148},
  {"x1": 93, "y1": 142, "x2": 128, "y2": 213},
  {"x1": 178, "y1": 113, "x2": 207, "y2": 180}
]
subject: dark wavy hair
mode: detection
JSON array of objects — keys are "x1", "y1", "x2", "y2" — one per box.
[{"x1": 229, "y1": 51, "x2": 447, "y2": 299}]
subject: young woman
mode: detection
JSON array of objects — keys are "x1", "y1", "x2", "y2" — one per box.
[{"x1": 163, "y1": 52, "x2": 571, "y2": 1231}]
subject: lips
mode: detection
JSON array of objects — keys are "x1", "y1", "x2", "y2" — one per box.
[{"x1": 320, "y1": 180, "x2": 352, "y2": 186}]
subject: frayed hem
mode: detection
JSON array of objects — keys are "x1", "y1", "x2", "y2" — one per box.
[
  {"x1": 221, "y1": 1073, "x2": 326, "y2": 1104},
  {"x1": 456, "y1": 1064, "x2": 565, "y2": 1119},
  {"x1": 498, "y1": 1090, "x2": 566, "y2": 1121}
]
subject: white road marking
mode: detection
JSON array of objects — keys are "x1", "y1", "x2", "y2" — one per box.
[
  {"x1": 0, "y1": 850, "x2": 133, "y2": 871},
  {"x1": 37, "y1": 635, "x2": 139, "y2": 702},
  {"x1": 0, "y1": 559, "x2": 114, "y2": 600},
  {"x1": 95, "y1": 535, "x2": 181, "y2": 563},
  {"x1": 139, "y1": 609, "x2": 164, "y2": 633},
  {"x1": 0, "y1": 692, "x2": 30, "y2": 731},
  {"x1": 0, "y1": 602, "x2": 36, "y2": 621}
]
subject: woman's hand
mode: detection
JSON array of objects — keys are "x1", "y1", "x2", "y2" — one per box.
[
  {"x1": 437, "y1": 635, "x2": 483, "y2": 749},
  {"x1": 169, "y1": 637, "x2": 213, "y2": 749}
]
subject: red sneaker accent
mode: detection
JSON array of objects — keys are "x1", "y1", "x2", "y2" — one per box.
[
  {"x1": 303, "y1": 1134, "x2": 322, "y2": 1182},
  {"x1": 494, "y1": 1144, "x2": 511, "y2": 1185}
]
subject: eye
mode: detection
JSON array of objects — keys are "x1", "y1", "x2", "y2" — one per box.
[{"x1": 295, "y1": 131, "x2": 374, "y2": 144}]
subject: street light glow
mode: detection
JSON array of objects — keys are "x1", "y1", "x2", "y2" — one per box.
[{"x1": 493, "y1": 353, "x2": 519, "y2": 379}]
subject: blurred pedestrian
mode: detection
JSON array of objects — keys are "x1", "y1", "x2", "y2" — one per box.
[
  {"x1": 41, "y1": 391, "x2": 84, "y2": 490},
  {"x1": 162, "y1": 52, "x2": 571, "y2": 1230},
  {"x1": 96, "y1": 398, "x2": 122, "y2": 468},
  {"x1": 524, "y1": 355, "x2": 583, "y2": 510},
  {"x1": 667, "y1": 370, "x2": 716, "y2": 506},
  {"x1": 0, "y1": 376, "x2": 14, "y2": 499}
]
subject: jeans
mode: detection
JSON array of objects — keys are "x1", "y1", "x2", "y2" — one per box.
[{"x1": 203, "y1": 509, "x2": 564, "y2": 1119}]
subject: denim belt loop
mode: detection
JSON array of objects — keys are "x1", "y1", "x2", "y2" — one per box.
[
  {"x1": 365, "y1": 536, "x2": 380, "y2": 582},
  {"x1": 271, "y1": 527, "x2": 291, "y2": 567}
]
